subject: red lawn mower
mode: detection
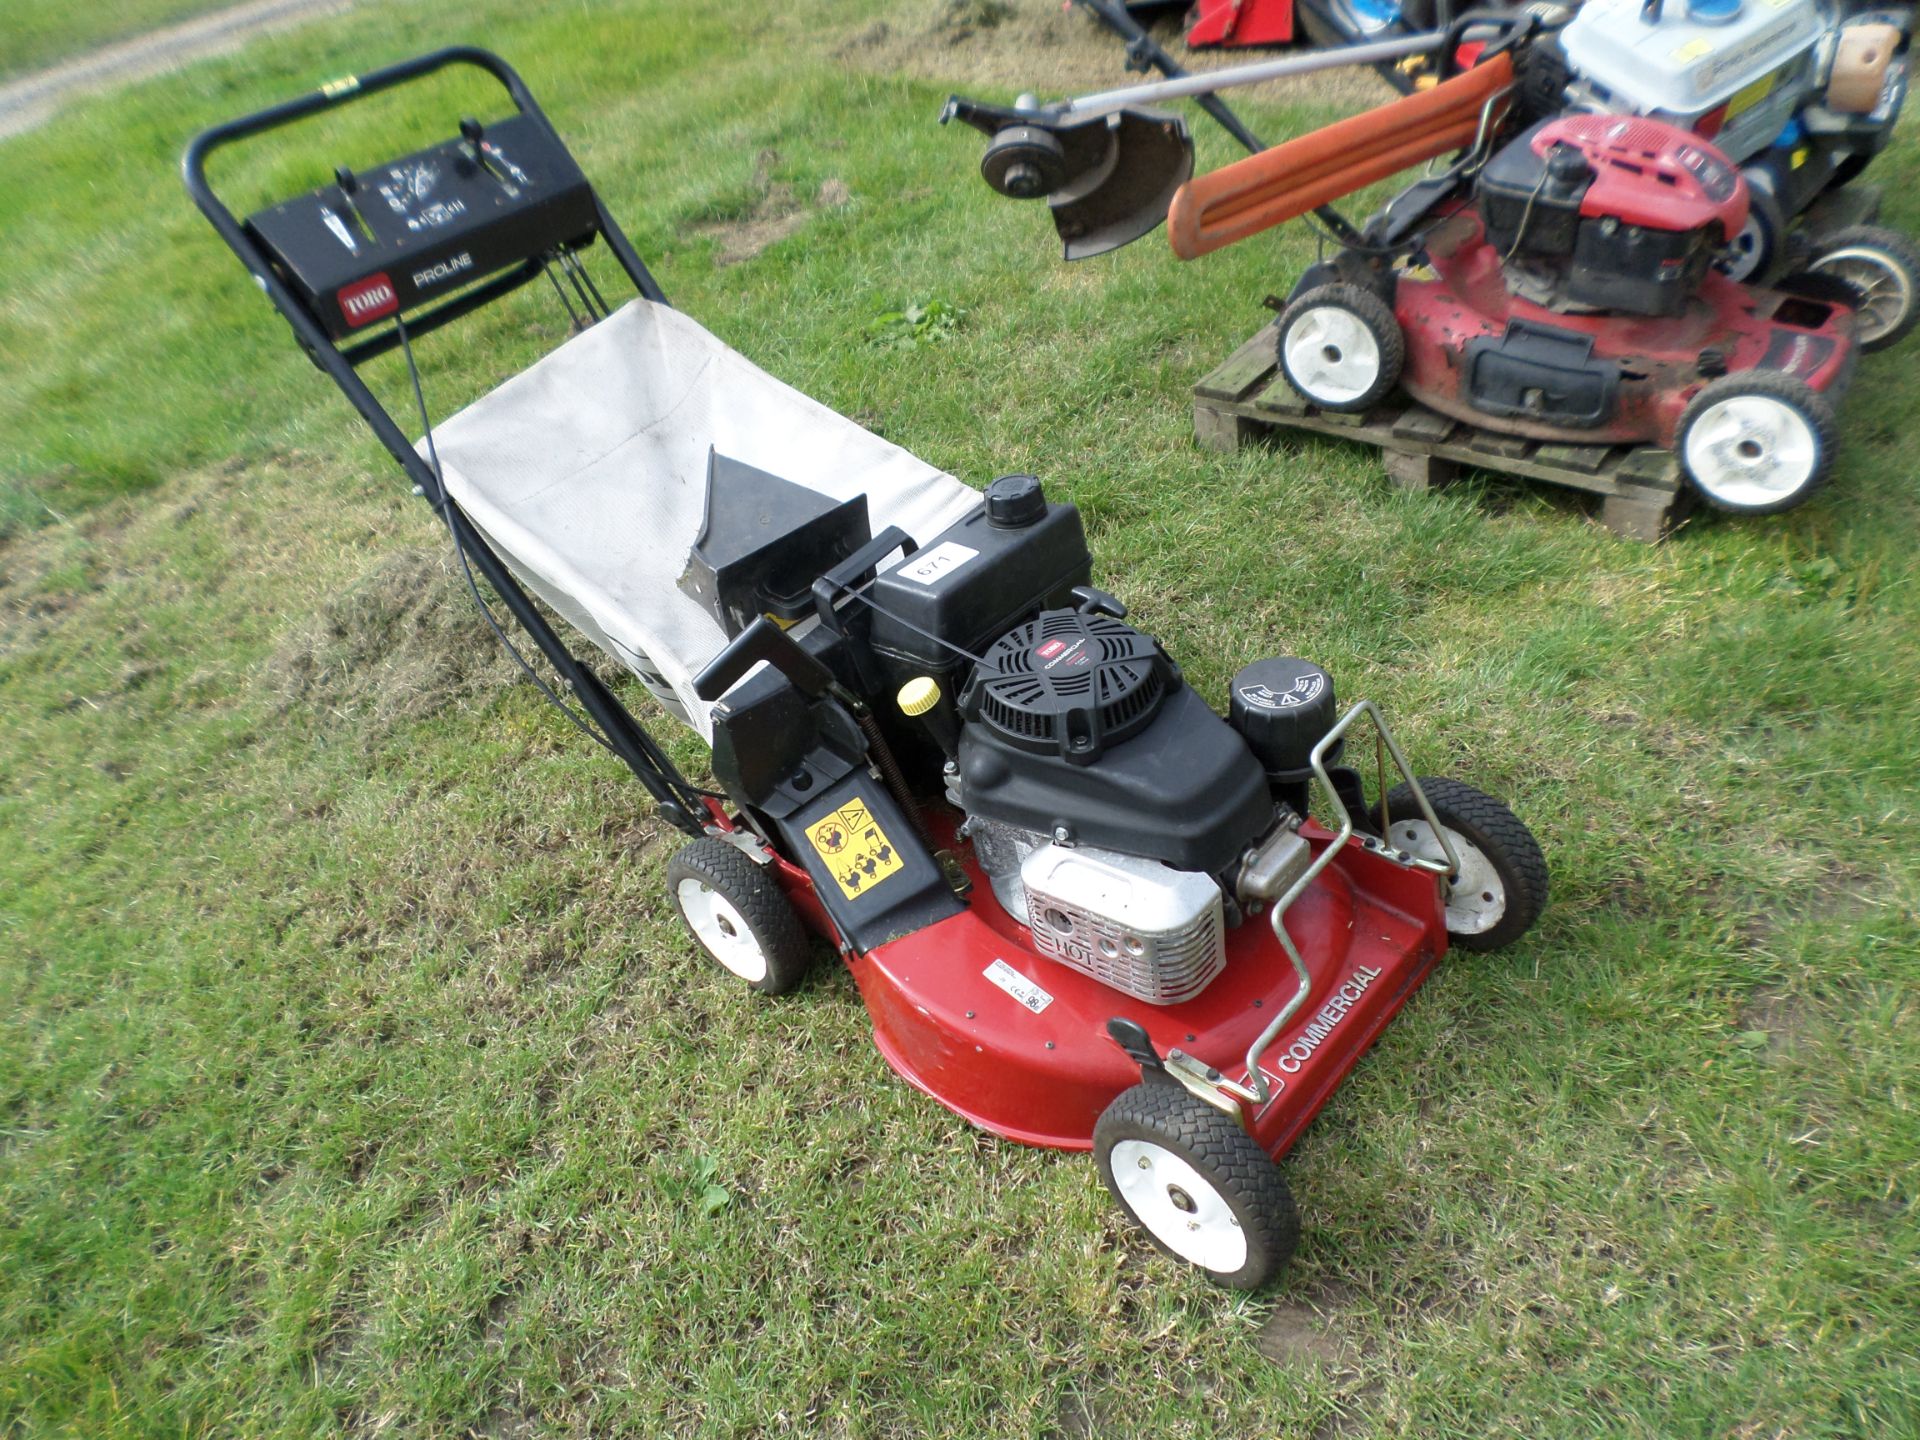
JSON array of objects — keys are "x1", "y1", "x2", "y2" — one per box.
[
  {"x1": 189, "y1": 48, "x2": 1546, "y2": 1289},
  {"x1": 948, "y1": 5, "x2": 1919, "y2": 514}
]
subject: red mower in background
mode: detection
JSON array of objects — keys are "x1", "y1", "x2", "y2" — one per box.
[
  {"x1": 949, "y1": 5, "x2": 1919, "y2": 514},
  {"x1": 188, "y1": 47, "x2": 1547, "y2": 1291}
]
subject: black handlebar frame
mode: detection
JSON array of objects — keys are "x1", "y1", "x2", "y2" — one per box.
[{"x1": 182, "y1": 46, "x2": 709, "y2": 834}]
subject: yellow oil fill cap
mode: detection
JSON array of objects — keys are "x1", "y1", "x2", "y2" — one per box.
[{"x1": 897, "y1": 676, "x2": 942, "y2": 716}]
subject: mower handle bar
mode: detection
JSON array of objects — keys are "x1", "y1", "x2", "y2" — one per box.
[
  {"x1": 177, "y1": 48, "x2": 706, "y2": 834},
  {"x1": 182, "y1": 45, "x2": 666, "y2": 308}
]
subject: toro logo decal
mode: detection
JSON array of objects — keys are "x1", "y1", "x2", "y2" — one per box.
[
  {"x1": 336, "y1": 273, "x2": 398, "y2": 328},
  {"x1": 1034, "y1": 637, "x2": 1090, "y2": 669}
]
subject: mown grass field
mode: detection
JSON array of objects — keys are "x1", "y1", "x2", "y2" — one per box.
[{"x1": 3, "y1": 0, "x2": 1917, "y2": 1435}]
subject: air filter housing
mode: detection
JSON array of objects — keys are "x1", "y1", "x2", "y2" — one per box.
[{"x1": 964, "y1": 610, "x2": 1171, "y2": 765}]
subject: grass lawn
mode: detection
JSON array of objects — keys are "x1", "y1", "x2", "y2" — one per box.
[
  {"x1": 0, "y1": 0, "x2": 237, "y2": 79},
  {"x1": 3, "y1": 0, "x2": 1917, "y2": 1435}
]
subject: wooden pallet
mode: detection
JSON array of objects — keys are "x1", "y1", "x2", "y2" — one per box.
[{"x1": 1194, "y1": 320, "x2": 1688, "y2": 541}]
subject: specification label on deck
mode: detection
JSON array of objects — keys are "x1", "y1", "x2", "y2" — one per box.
[
  {"x1": 984, "y1": 958, "x2": 1053, "y2": 1014},
  {"x1": 805, "y1": 797, "x2": 903, "y2": 901}
]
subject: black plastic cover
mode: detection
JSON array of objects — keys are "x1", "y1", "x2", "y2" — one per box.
[
  {"x1": 957, "y1": 684, "x2": 1273, "y2": 876},
  {"x1": 1464, "y1": 321, "x2": 1620, "y2": 429},
  {"x1": 865, "y1": 491, "x2": 1092, "y2": 692},
  {"x1": 772, "y1": 769, "x2": 963, "y2": 953},
  {"x1": 963, "y1": 611, "x2": 1171, "y2": 765},
  {"x1": 244, "y1": 113, "x2": 598, "y2": 339},
  {"x1": 680, "y1": 451, "x2": 872, "y2": 637},
  {"x1": 1566, "y1": 220, "x2": 1713, "y2": 317},
  {"x1": 1228, "y1": 657, "x2": 1339, "y2": 783},
  {"x1": 1477, "y1": 123, "x2": 1592, "y2": 261}
]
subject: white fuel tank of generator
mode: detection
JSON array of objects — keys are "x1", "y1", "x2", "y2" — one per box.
[{"x1": 1559, "y1": 0, "x2": 1825, "y2": 163}]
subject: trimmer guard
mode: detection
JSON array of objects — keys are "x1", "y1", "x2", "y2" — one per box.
[
  {"x1": 850, "y1": 817, "x2": 1448, "y2": 1155},
  {"x1": 423, "y1": 300, "x2": 982, "y2": 737}
]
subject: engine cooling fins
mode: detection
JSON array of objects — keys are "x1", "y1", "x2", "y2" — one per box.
[{"x1": 962, "y1": 610, "x2": 1174, "y2": 764}]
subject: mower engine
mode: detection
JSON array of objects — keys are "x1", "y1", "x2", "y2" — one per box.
[
  {"x1": 1477, "y1": 115, "x2": 1749, "y2": 315},
  {"x1": 950, "y1": 609, "x2": 1334, "y2": 1006},
  {"x1": 699, "y1": 469, "x2": 1337, "y2": 1010}
]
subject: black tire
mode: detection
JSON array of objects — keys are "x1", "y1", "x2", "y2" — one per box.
[
  {"x1": 1718, "y1": 178, "x2": 1785, "y2": 284},
  {"x1": 665, "y1": 837, "x2": 812, "y2": 995},
  {"x1": 1805, "y1": 223, "x2": 1920, "y2": 352},
  {"x1": 1377, "y1": 777, "x2": 1547, "y2": 953},
  {"x1": 1674, "y1": 371, "x2": 1838, "y2": 515},
  {"x1": 1275, "y1": 283, "x2": 1405, "y2": 414},
  {"x1": 1094, "y1": 1082, "x2": 1299, "y2": 1290}
]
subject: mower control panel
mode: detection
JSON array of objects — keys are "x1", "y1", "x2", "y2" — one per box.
[{"x1": 245, "y1": 113, "x2": 599, "y2": 340}]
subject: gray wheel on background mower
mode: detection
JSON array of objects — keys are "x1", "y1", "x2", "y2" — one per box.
[
  {"x1": 1276, "y1": 283, "x2": 1404, "y2": 414},
  {"x1": 1377, "y1": 778, "x2": 1548, "y2": 953},
  {"x1": 666, "y1": 838, "x2": 811, "y2": 995},
  {"x1": 1094, "y1": 1082, "x2": 1299, "y2": 1290},
  {"x1": 1718, "y1": 180, "x2": 1786, "y2": 284},
  {"x1": 1675, "y1": 371, "x2": 1837, "y2": 515},
  {"x1": 1806, "y1": 224, "x2": 1920, "y2": 351}
]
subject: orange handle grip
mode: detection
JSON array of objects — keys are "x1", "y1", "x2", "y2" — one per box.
[{"x1": 1167, "y1": 53, "x2": 1514, "y2": 260}]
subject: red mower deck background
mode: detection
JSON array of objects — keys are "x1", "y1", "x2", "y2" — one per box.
[{"x1": 1398, "y1": 211, "x2": 1856, "y2": 447}]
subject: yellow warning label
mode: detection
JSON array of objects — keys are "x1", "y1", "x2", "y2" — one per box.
[
  {"x1": 1723, "y1": 72, "x2": 1775, "y2": 122},
  {"x1": 805, "y1": 797, "x2": 904, "y2": 901}
]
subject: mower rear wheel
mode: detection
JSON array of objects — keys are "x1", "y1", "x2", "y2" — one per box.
[
  {"x1": 1676, "y1": 372, "x2": 1837, "y2": 515},
  {"x1": 1378, "y1": 778, "x2": 1547, "y2": 953},
  {"x1": 1806, "y1": 225, "x2": 1920, "y2": 351},
  {"x1": 1276, "y1": 283, "x2": 1404, "y2": 414},
  {"x1": 666, "y1": 838, "x2": 812, "y2": 995},
  {"x1": 1719, "y1": 180, "x2": 1785, "y2": 284},
  {"x1": 1094, "y1": 1082, "x2": 1298, "y2": 1290}
]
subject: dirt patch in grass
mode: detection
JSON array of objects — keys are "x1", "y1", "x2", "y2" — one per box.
[
  {"x1": 1738, "y1": 986, "x2": 1819, "y2": 1056},
  {"x1": 694, "y1": 149, "x2": 854, "y2": 266},
  {"x1": 262, "y1": 545, "x2": 522, "y2": 734},
  {"x1": 834, "y1": 0, "x2": 1393, "y2": 111},
  {"x1": 1255, "y1": 1297, "x2": 1352, "y2": 1368}
]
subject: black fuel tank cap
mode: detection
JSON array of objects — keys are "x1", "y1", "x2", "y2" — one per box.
[
  {"x1": 1228, "y1": 657, "x2": 1339, "y2": 782},
  {"x1": 986, "y1": 474, "x2": 1047, "y2": 528}
]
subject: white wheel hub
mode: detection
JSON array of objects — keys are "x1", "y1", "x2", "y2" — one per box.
[
  {"x1": 1109, "y1": 1139, "x2": 1248, "y2": 1274},
  {"x1": 1809, "y1": 244, "x2": 1914, "y2": 346},
  {"x1": 1720, "y1": 210, "x2": 1771, "y2": 282},
  {"x1": 1283, "y1": 305, "x2": 1383, "y2": 406},
  {"x1": 677, "y1": 878, "x2": 769, "y2": 984},
  {"x1": 1389, "y1": 817, "x2": 1506, "y2": 936},
  {"x1": 1682, "y1": 394, "x2": 1819, "y2": 508}
]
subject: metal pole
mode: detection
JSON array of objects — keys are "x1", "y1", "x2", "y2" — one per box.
[{"x1": 1056, "y1": 33, "x2": 1446, "y2": 118}]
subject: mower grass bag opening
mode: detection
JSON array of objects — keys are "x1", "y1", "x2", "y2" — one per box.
[{"x1": 187, "y1": 46, "x2": 1546, "y2": 1290}]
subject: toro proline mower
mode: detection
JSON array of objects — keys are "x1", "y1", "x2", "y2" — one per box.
[
  {"x1": 187, "y1": 49, "x2": 1548, "y2": 1288},
  {"x1": 948, "y1": 2, "x2": 1917, "y2": 514}
]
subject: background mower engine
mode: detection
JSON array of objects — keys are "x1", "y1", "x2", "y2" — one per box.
[
  {"x1": 946, "y1": 9, "x2": 1920, "y2": 515},
  {"x1": 1549, "y1": 0, "x2": 1914, "y2": 291}
]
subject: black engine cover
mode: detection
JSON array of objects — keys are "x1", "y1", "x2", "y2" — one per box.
[
  {"x1": 963, "y1": 610, "x2": 1172, "y2": 765},
  {"x1": 956, "y1": 682, "x2": 1274, "y2": 876}
]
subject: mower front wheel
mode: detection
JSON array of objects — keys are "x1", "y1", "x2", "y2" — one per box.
[
  {"x1": 1676, "y1": 372, "x2": 1837, "y2": 515},
  {"x1": 1276, "y1": 283, "x2": 1404, "y2": 414},
  {"x1": 1378, "y1": 778, "x2": 1548, "y2": 953},
  {"x1": 666, "y1": 838, "x2": 812, "y2": 995},
  {"x1": 1094, "y1": 1082, "x2": 1299, "y2": 1290}
]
